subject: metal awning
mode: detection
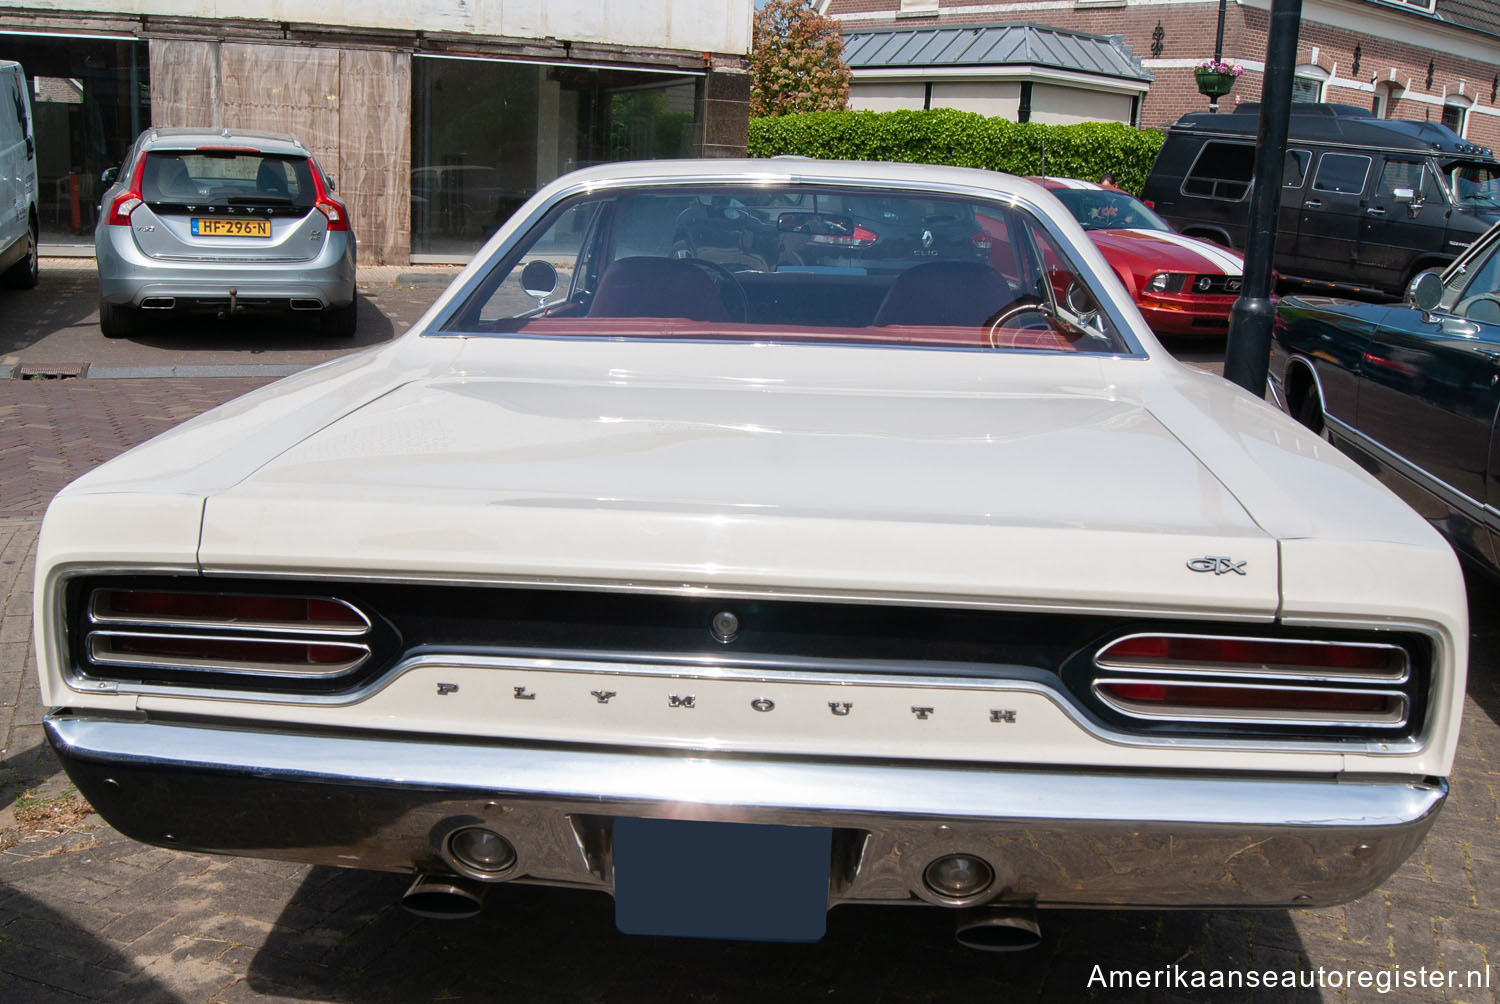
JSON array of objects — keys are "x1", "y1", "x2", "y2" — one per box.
[{"x1": 842, "y1": 22, "x2": 1153, "y2": 89}]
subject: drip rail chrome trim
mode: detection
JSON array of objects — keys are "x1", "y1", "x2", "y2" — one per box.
[
  {"x1": 1092, "y1": 677, "x2": 1410, "y2": 728},
  {"x1": 86, "y1": 631, "x2": 370, "y2": 679},
  {"x1": 1093, "y1": 631, "x2": 1411, "y2": 683},
  {"x1": 89, "y1": 588, "x2": 371, "y2": 637}
]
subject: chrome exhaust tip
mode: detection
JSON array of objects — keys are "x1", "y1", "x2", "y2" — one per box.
[
  {"x1": 953, "y1": 904, "x2": 1042, "y2": 952},
  {"x1": 290, "y1": 298, "x2": 323, "y2": 311},
  {"x1": 140, "y1": 297, "x2": 175, "y2": 310},
  {"x1": 400, "y1": 874, "x2": 488, "y2": 920}
]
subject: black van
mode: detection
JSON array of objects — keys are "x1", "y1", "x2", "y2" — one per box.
[{"x1": 1142, "y1": 103, "x2": 1500, "y2": 296}]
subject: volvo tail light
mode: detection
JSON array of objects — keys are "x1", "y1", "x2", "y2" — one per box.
[
  {"x1": 308, "y1": 159, "x2": 350, "y2": 232},
  {"x1": 106, "y1": 155, "x2": 148, "y2": 226}
]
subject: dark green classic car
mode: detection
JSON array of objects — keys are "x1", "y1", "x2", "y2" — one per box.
[{"x1": 1272, "y1": 220, "x2": 1500, "y2": 572}]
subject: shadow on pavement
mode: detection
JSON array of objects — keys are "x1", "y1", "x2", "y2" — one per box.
[
  {"x1": 1460, "y1": 560, "x2": 1500, "y2": 729},
  {"x1": 0, "y1": 889, "x2": 181, "y2": 1002},
  {"x1": 118, "y1": 294, "x2": 396, "y2": 353},
  {"x1": 0, "y1": 268, "x2": 100, "y2": 356},
  {"x1": 249, "y1": 868, "x2": 1318, "y2": 1002}
]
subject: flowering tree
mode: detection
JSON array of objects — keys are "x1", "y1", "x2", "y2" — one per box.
[{"x1": 750, "y1": 0, "x2": 852, "y2": 117}]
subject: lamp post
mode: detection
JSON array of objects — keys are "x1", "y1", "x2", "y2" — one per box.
[
  {"x1": 1223, "y1": 0, "x2": 1302, "y2": 396},
  {"x1": 1212, "y1": 0, "x2": 1228, "y2": 111}
]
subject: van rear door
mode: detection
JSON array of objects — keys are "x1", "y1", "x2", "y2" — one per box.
[{"x1": 1297, "y1": 151, "x2": 1373, "y2": 284}]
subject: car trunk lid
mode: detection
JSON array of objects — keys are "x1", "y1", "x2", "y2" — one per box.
[{"x1": 197, "y1": 351, "x2": 1280, "y2": 618}]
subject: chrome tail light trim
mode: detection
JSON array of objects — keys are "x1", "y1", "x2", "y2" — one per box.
[
  {"x1": 1093, "y1": 632, "x2": 1410, "y2": 683},
  {"x1": 89, "y1": 588, "x2": 372, "y2": 637},
  {"x1": 1091, "y1": 677, "x2": 1409, "y2": 728},
  {"x1": 86, "y1": 631, "x2": 371, "y2": 679}
]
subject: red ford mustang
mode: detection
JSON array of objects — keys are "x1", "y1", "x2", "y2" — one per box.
[{"x1": 1032, "y1": 178, "x2": 1247, "y2": 337}]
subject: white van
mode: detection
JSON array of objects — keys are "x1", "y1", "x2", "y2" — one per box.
[{"x1": 0, "y1": 60, "x2": 38, "y2": 289}]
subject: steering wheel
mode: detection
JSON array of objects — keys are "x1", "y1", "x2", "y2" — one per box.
[
  {"x1": 984, "y1": 299, "x2": 1052, "y2": 346},
  {"x1": 682, "y1": 258, "x2": 749, "y2": 323}
]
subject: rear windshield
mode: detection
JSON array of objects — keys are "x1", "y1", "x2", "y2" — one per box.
[
  {"x1": 436, "y1": 184, "x2": 1131, "y2": 355},
  {"x1": 140, "y1": 151, "x2": 316, "y2": 208},
  {"x1": 1052, "y1": 190, "x2": 1171, "y2": 232}
]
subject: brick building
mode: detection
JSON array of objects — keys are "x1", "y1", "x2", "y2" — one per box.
[{"x1": 823, "y1": 0, "x2": 1500, "y2": 148}]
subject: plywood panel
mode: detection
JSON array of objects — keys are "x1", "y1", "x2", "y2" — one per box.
[
  {"x1": 149, "y1": 39, "x2": 219, "y2": 129},
  {"x1": 219, "y1": 43, "x2": 341, "y2": 181},
  {"x1": 338, "y1": 49, "x2": 411, "y2": 264}
]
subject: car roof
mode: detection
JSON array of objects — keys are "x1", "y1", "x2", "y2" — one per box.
[
  {"x1": 533, "y1": 158, "x2": 1055, "y2": 205},
  {"x1": 136, "y1": 127, "x2": 311, "y2": 157},
  {"x1": 1032, "y1": 177, "x2": 1110, "y2": 191},
  {"x1": 1167, "y1": 103, "x2": 1496, "y2": 161}
]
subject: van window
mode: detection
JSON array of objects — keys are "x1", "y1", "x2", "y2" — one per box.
[
  {"x1": 1285, "y1": 150, "x2": 1311, "y2": 188},
  {"x1": 1182, "y1": 141, "x2": 1254, "y2": 201},
  {"x1": 1376, "y1": 159, "x2": 1443, "y2": 204},
  {"x1": 1312, "y1": 153, "x2": 1371, "y2": 195}
]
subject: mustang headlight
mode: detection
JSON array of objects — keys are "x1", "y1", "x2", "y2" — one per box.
[{"x1": 1146, "y1": 273, "x2": 1188, "y2": 294}]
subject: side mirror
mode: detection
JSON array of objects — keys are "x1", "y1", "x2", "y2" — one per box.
[
  {"x1": 1407, "y1": 269, "x2": 1444, "y2": 314},
  {"x1": 1064, "y1": 280, "x2": 1099, "y2": 318},
  {"x1": 520, "y1": 259, "x2": 558, "y2": 305},
  {"x1": 100, "y1": 166, "x2": 119, "y2": 186},
  {"x1": 1391, "y1": 187, "x2": 1415, "y2": 203},
  {"x1": 326, "y1": 175, "x2": 337, "y2": 192}
]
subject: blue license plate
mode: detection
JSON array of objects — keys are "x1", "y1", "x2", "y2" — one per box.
[{"x1": 613, "y1": 818, "x2": 831, "y2": 942}]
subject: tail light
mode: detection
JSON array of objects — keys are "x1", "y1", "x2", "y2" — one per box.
[
  {"x1": 79, "y1": 585, "x2": 381, "y2": 687},
  {"x1": 1077, "y1": 631, "x2": 1422, "y2": 736},
  {"x1": 808, "y1": 224, "x2": 877, "y2": 248},
  {"x1": 308, "y1": 159, "x2": 350, "y2": 232},
  {"x1": 970, "y1": 232, "x2": 993, "y2": 251},
  {"x1": 106, "y1": 155, "x2": 148, "y2": 226}
]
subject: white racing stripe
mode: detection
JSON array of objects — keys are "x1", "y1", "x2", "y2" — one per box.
[
  {"x1": 1123, "y1": 228, "x2": 1244, "y2": 275},
  {"x1": 1044, "y1": 176, "x2": 1101, "y2": 190}
]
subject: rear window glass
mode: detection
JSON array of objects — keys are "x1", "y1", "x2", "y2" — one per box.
[
  {"x1": 140, "y1": 151, "x2": 316, "y2": 207},
  {"x1": 436, "y1": 184, "x2": 1131, "y2": 355},
  {"x1": 1312, "y1": 153, "x2": 1372, "y2": 195},
  {"x1": 1183, "y1": 141, "x2": 1254, "y2": 201}
]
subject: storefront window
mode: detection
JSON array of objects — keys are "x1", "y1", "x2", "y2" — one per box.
[
  {"x1": 412, "y1": 56, "x2": 700, "y2": 259},
  {"x1": 0, "y1": 34, "x2": 149, "y2": 251}
]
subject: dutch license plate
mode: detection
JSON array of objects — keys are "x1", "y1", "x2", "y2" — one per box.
[
  {"x1": 192, "y1": 218, "x2": 271, "y2": 238},
  {"x1": 613, "y1": 818, "x2": 831, "y2": 942}
]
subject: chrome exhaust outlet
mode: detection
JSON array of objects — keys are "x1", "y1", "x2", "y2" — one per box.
[
  {"x1": 140, "y1": 297, "x2": 175, "y2": 310},
  {"x1": 953, "y1": 904, "x2": 1042, "y2": 952},
  {"x1": 290, "y1": 298, "x2": 323, "y2": 311},
  {"x1": 400, "y1": 874, "x2": 488, "y2": 920}
]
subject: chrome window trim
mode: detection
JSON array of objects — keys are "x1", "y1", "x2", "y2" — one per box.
[
  {"x1": 89, "y1": 588, "x2": 372, "y2": 637},
  {"x1": 47, "y1": 565, "x2": 1444, "y2": 756},
  {"x1": 418, "y1": 170, "x2": 1150, "y2": 360},
  {"x1": 1092, "y1": 677, "x2": 1409, "y2": 728},
  {"x1": 1093, "y1": 631, "x2": 1411, "y2": 683},
  {"x1": 85, "y1": 630, "x2": 370, "y2": 679}
]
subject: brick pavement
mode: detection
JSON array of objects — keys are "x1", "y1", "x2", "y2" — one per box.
[{"x1": 0, "y1": 378, "x2": 1496, "y2": 1003}]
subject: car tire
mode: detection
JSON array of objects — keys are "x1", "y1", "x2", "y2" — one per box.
[
  {"x1": 320, "y1": 299, "x2": 358, "y2": 338},
  {"x1": 2, "y1": 217, "x2": 39, "y2": 290},
  {"x1": 1290, "y1": 373, "x2": 1329, "y2": 439},
  {"x1": 99, "y1": 300, "x2": 137, "y2": 339}
]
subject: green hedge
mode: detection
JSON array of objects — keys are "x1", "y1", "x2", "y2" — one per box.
[{"x1": 748, "y1": 109, "x2": 1164, "y2": 194}]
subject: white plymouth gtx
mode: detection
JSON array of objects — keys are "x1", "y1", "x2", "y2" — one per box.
[{"x1": 35, "y1": 161, "x2": 1465, "y2": 949}]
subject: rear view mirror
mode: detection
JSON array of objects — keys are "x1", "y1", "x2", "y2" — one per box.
[
  {"x1": 777, "y1": 212, "x2": 855, "y2": 236},
  {"x1": 1407, "y1": 269, "x2": 1444, "y2": 314}
]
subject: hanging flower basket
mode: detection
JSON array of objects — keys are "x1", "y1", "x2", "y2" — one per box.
[{"x1": 1194, "y1": 60, "x2": 1244, "y2": 98}]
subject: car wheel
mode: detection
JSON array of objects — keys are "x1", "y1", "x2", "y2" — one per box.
[
  {"x1": 99, "y1": 300, "x2": 137, "y2": 339},
  {"x1": 1291, "y1": 375, "x2": 1328, "y2": 439},
  {"x1": 3, "y1": 217, "x2": 39, "y2": 290},
  {"x1": 320, "y1": 299, "x2": 358, "y2": 338}
]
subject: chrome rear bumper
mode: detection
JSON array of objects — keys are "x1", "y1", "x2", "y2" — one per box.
[{"x1": 47, "y1": 714, "x2": 1444, "y2": 910}]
